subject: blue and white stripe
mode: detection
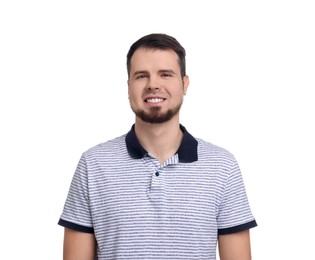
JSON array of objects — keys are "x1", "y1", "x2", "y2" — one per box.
[{"x1": 59, "y1": 125, "x2": 257, "y2": 259}]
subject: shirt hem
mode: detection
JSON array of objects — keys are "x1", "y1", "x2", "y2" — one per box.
[
  {"x1": 58, "y1": 218, "x2": 94, "y2": 234},
  {"x1": 218, "y1": 220, "x2": 257, "y2": 235}
]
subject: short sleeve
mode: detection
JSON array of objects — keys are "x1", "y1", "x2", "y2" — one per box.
[
  {"x1": 58, "y1": 154, "x2": 94, "y2": 233},
  {"x1": 217, "y1": 158, "x2": 257, "y2": 235}
]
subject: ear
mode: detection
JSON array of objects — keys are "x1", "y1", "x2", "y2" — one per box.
[
  {"x1": 127, "y1": 79, "x2": 130, "y2": 97},
  {"x1": 183, "y1": 75, "x2": 190, "y2": 95}
]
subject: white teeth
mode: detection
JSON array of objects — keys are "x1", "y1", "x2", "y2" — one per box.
[{"x1": 146, "y1": 98, "x2": 163, "y2": 103}]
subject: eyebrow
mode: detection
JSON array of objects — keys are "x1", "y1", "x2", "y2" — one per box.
[
  {"x1": 132, "y1": 69, "x2": 176, "y2": 77},
  {"x1": 159, "y1": 69, "x2": 175, "y2": 74},
  {"x1": 132, "y1": 70, "x2": 148, "y2": 77}
]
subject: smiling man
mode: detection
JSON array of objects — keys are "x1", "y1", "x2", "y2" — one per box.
[
  {"x1": 128, "y1": 47, "x2": 188, "y2": 127},
  {"x1": 58, "y1": 33, "x2": 257, "y2": 260}
]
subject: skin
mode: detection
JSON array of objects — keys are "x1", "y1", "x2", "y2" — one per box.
[
  {"x1": 63, "y1": 228, "x2": 96, "y2": 260},
  {"x1": 62, "y1": 47, "x2": 253, "y2": 259},
  {"x1": 128, "y1": 48, "x2": 189, "y2": 163},
  {"x1": 218, "y1": 230, "x2": 252, "y2": 260}
]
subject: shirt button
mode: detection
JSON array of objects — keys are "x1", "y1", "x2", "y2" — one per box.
[{"x1": 155, "y1": 172, "x2": 159, "y2": 177}]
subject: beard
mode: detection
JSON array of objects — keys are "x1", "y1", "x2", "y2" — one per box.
[{"x1": 133, "y1": 102, "x2": 182, "y2": 124}]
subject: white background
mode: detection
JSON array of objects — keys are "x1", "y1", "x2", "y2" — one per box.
[{"x1": 1, "y1": 0, "x2": 314, "y2": 259}]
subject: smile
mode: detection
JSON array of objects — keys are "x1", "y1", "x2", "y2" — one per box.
[{"x1": 145, "y1": 98, "x2": 165, "y2": 103}]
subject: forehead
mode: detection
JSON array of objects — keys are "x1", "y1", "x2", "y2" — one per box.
[{"x1": 130, "y1": 48, "x2": 180, "y2": 72}]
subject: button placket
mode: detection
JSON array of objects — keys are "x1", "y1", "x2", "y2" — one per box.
[{"x1": 151, "y1": 169, "x2": 162, "y2": 189}]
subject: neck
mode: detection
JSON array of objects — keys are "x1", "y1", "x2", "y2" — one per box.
[{"x1": 134, "y1": 118, "x2": 183, "y2": 164}]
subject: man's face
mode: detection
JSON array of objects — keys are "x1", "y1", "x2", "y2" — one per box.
[{"x1": 127, "y1": 48, "x2": 189, "y2": 124}]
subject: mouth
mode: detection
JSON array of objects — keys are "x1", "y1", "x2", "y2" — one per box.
[{"x1": 145, "y1": 97, "x2": 166, "y2": 104}]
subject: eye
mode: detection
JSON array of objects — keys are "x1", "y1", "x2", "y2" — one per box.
[
  {"x1": 161, "y1": 73, "x2": 172, "y2": 78},
  {"x1": 136, "y1": 74, "x2": 148, "y2": 79}
]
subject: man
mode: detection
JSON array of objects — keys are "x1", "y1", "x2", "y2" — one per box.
[{"x1": 58, "y1": 33, "x2": 257, "y2": 259}]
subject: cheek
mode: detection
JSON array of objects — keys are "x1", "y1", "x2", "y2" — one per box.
[
  {"x1": 128, "y1": 92, "x2": 139, "y2": 105},
  {"x1": 129, "y1": 86, "x2": 142, "y2": 99}
]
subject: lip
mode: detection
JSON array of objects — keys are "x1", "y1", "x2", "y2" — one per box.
[{"x1": 144, "y1": 95, "x2": 166, "y2": 105}]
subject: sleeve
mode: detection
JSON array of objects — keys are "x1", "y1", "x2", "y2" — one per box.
[
  {"x1": 217, "y1": 157, "x2": 257, "y2": 235},
  {"x1": 58, "y1": 154, "x2": 94, "y2": 234}
]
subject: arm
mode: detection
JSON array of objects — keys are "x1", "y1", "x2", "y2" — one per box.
[
  {"x1": 218, "y1": 230, "x2": 252, "y2": 260},
  {"x1": 63, "y1": 228, "x2": 97, "y2": 260}
]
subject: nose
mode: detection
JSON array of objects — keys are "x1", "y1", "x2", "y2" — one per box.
[{"x1": 146, "y1": 77, "x2": 160, "y2": 91}]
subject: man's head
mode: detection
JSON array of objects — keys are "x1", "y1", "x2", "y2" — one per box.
[
  {"x1": 127, "y1": 33, "x2": 186, "y2": 79},
  {"x1": 127, "y1": 33, "x2": 189, "y2": 124}
]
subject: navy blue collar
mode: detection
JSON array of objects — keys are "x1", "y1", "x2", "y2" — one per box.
[{"x1": 125, "y1": 124, "x2": 198, "y2": 163}]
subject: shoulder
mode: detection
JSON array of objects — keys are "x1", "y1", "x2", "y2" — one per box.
[
  {"x1": 195, "y1": 138, "x2": 239, "y2": 172},
  {"x1": 82, "y1": 134, "x2": 127, "y2": 159},
  {"x1": 196, "y1": 138, "x2": 235, "y2": 160}
]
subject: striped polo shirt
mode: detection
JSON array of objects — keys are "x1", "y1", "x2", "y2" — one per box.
[{"x1": 58, "y1": 124, "x2": 257, "y2": 259}]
